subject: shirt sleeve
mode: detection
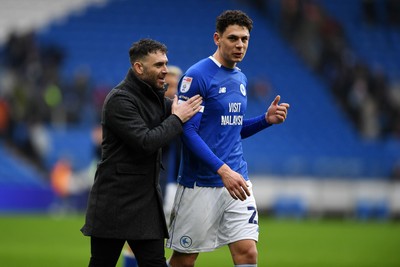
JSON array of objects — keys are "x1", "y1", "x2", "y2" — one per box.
[
  {"x1": 240, "y1": 114, "x2": 272, "y2": 139},
  {"x1": 182, "y1": 113, "x2": 225, "y2": 173},
  {"x1": 179, "y1": 72, "x2": 225, "y2": 173}
]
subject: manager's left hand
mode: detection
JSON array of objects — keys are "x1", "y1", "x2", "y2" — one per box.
[{"x1": 265, "y1": 95, "x2": 290, "y2": 124}]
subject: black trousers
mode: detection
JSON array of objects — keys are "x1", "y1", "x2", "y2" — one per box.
[{"x1": 89, "y1": 236, "x2": 167, "y2": 267}]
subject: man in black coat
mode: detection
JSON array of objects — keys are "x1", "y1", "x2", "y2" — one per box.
[{"x1": 81, "y1": 38, "x2": 202, "y2": 267}]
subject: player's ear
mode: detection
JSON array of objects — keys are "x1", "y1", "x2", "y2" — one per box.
[
  {"x1": 213, "y1": 32, "x2": 220, "y2": 46},
  {"x1": 133, "y1": 61, "x2": 144, "y2": 75}
]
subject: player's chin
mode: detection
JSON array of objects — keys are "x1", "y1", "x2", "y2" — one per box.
[
  {"x1": 232, "y1": 56, "x2": 244, "y2": 63},
  {"x1": 156, "y1": 80, "x2": 165, "y2": 89}
]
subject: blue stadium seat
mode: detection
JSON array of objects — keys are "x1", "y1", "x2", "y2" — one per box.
[
  {"x1": 0, "y1": 142, "x2": 55, "y2": 212},
  {"x1": 0, "y1": 143, "x2": 45, "y2": 187}
]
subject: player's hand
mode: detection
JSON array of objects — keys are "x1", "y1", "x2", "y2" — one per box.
[
  {"x1": 218, "y1": 164, "x2": 250, "y2": 201},
  {"x1": 265, "y1": 95, "x2": 290, "y2": 124},
  {"x1": 172, "y1": 94, "x2": 202, "y2": 123}
]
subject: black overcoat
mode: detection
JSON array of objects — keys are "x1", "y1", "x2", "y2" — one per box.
[{"x1": 81, "y1": 68, "x2": 183, "y2": 240}]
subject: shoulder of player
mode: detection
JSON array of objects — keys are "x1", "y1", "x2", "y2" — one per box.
[{"x1": 186, "y1": 58, "x2": 220, "y2": 79}]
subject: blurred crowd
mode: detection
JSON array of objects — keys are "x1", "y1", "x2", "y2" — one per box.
[
  {"x1": 0, "y1": 30, "x2": 106, "y2": 173},
  {"x1": 253, "y1": 0, "x2": 400, "y2": 140}
]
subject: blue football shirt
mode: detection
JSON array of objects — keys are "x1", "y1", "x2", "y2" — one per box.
[{"x1": 177, "y1": 56, "x2": 269, "y2": 187}]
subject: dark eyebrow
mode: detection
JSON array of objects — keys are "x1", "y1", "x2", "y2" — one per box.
[{"x1": 227, "y1": 34, "x2": 249, "y2": 40}]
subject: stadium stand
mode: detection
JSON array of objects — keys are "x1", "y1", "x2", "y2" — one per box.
[
  {"x1": 0, "y1": 0, "x2": 106, "y2": 212},
  {"x1": 0, "y1": 141, "x2": 55, "y2": 212},
  {"x1": 0, "y1": 0, "x2": 108, "y2": 45},
  {"x1": 33, "y1": 0, "x2": 400, "y2": 178},
  {"x1": 1, "y1": 0, "x2": 400, "y2": 215},
  {"x1": 320, "y1": 0, "x2": 400, "y2": 81}
]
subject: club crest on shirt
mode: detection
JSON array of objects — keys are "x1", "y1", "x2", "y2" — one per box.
[
  {"x1": 180, "y1": 236, "x2": 192, "y2": 248},
  {"x1": 180, "y1": 76, "x2": 193, "y2": 93},
  {"x1": 240, "y1": 84, "x2": 246, "y2": 96}
]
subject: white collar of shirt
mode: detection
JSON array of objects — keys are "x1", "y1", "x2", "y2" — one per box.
[
  {"x1": 208, "y1": 55, "x2": 241, "y2": 71},
  {"x1": 209, "y1": 55, "x2": 222, "y2": 67}
]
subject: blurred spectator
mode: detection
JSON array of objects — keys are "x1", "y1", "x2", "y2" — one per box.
[
  {"x1": 362, "y1": 0, "x2": 400, "y2": 27},
  {"x1": 317, "y1": 11, "x2": 347, "y2": 78},
  {"x1": 0, "y1": 29, "x2": 96, "y2": 174},
  {"x1": 279, "y1": 0, "x2": 304, "y2": 42},
  {"x1": 391, "y1": 159, "x2": 400, "y2": 181},
  {"x1": 362, "y1": 0, "x2": 378, "y2": 25},
  {"x1": 369, "y1": 66, "x2": 396, "y2": 138},
  {"x1": 50, "y1": 125, "x2": 100, "y2": 211},
  {"x1": 292, "y1": 1, "x2": 324, "y2": 70},
  {"x1": 164, "y1": 65, "x2": 182, "y2": 99},
  {"x1": 385, "y1": 0, "x2": 400, "y2": 26},
  {"x1": 0, "y1": 98, "x2": 9, "y2": 137},
  {"x1": 3, "y1": 30, "x2": 40, "y2": 74},
  {"x1": 64, "y1": 67, "x2": 93, "y2": 123},
  {"x1": 44, "y1": 83, "x2": 65, "y2": 126},
  {"x1": 347, "y1": 64, "x2": 379, "y2": 139}
]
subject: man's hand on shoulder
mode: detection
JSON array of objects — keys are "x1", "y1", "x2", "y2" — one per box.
[{"x1": 172, "y1": 95, "x2": 203, "y2": 123}]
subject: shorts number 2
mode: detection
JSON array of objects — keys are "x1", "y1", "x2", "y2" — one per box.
[{"x1": 247, "y1": 206, "x2": 258, "y2": 224}]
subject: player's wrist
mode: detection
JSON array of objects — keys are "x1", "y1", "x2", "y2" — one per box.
[{"x1": 217, "y1": 164, "x2": 230, "y2": 176}]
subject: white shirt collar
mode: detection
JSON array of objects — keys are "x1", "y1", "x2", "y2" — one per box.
[
  {"x1": 209, "y1": 55, "x2": 221, "y2": 67},
  {"x1": 208, "y1": 55, "x2": 241, "y2": 71}
]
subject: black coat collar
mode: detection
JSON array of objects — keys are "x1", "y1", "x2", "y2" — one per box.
[{"x1": 124, "y1": 68, "x2": 166, "y2": 101}]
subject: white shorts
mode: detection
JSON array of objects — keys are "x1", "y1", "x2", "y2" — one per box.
[
  {"x1": 166, "y1": 181, "x2": 259, "y2": 253},
  {"x1": 164, "y1": 182, "x2": 178, "y2": 226}
]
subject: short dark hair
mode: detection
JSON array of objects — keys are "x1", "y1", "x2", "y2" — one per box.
[
  {"x1": 216, "y1": 10, "x2": 253, "y2": 34},
  {"x1": 129, "y1": 38, "x2": 167, "y2": 65}
]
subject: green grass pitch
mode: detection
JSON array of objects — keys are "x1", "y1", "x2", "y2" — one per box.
[{"x1": 0, "y1": 214, "x2": 399, "y2": 267}]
